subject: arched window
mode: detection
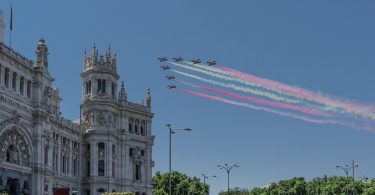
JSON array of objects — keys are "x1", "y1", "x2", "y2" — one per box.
[
  {"x1": 6, "y1": 145, "x2": 14, "y2": 162},
  {"x1": 128, "y1": 119, "x2": 133, "y2": 133},
  {"x1": 27, "y1": 81, "x2": 32, "y2": 98},
  {"x1": 97, "y1": 79, "x2": 102, "y2": 93},
  {"x1": 12, "y1": 72, "x2": 17, "y2": 91},
  {"x1": 20, "y1": 76, "x2": 24, "y2": 95},
  {"x1": 111, "y1": 82, "x2": 116, "y2": 97},
  {"x1": 97, "y1": 79, "x2": 106, "y2": 94},
  {"x1": 4, "y1": 68, "x2": 9, "y2": 88},
  {"x1": 135, "y1": 125, "x2": 139, "y2": 134},
  {"x1": 102, "y1": 79, "x2": 106, "y2": 93},
  {"x1": 86, "y1": 80, "x2": 91, "y2": 95}
]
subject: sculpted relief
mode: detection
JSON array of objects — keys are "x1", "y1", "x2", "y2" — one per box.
[
  {"x1": 0, "y1": 129, "x2": 31, "y2": 166},
  {"x1": 83, "y1": 111, "x2": 117, "y2": 129}
]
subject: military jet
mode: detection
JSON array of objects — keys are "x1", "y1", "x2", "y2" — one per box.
[
  {"x1": 158, "y1": 57, "x2": 168, "y2": 62},
  {"x1": 161, "y1": 65, "x2": 171, "y2": 70},
  {"x1": 173, "y1": 57, "x2": 183, "y2": 62},
  {"x1": 166, "y1": 76, "x2": 175, "y2": 80},
  {"x1": 167, "y1": 85, "x2": 176, "y2": 89},
  {"x1": 207, "y1": 61, "x2": 217, "y2": 66},
  {"x1": 191, "y1": 58, "x2": 201, "y2": 64}
]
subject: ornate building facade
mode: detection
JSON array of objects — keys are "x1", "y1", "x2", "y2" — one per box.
[{"x1": 0, "y1": 35, "x2": 154, "y2": 194}]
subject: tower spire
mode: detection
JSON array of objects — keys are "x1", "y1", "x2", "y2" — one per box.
[
  {"x1": 35, "y1": 38, "x2": 49, "y2": 68},
  {"x1": 146, "y1": 89, "x2": 151, "y2": 107},
  {"x1": 119, "y1": 81, "x2": 127, "y2": 101}
]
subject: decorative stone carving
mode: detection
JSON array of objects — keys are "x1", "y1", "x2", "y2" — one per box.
[
  {"x1": 36, "y1": 38, "x2": 49, "y2": 68},
  {"x1": 0, "y1": 110, "x2": 21, "y2": 130},
  {"x1": 0, "y1": 129, "x2": 31, "y2": 166},
  {"x1": 96, "y1": 113, "x2": 106, "y2": 126}
]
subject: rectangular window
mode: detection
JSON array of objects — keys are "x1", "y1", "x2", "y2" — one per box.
[
  {"x1": 112, "y1": 161, "x2": 115, "y2": 177},
  {"x1": 135, "y1": 164, "x2": 141, "y2": 180},
  {"x1": 87, "y1": 161, "x2": 90, "y2": 176},
  {"x1": 44, "y1": 147, "x2": 48, "y2": 165},
  {"x1": 52, "y1": 152, "x2": 56, "y2": 170},
  {"x1": 73, "y1": 159, "x2": 77, "y2": 176},
  {"x1": 129, "y1": 148, "x2": 133, "y2": 157},
  {"x1": 98, "y1": 160, "x2": 105, "y2": 176},
  {"x1": 62, "y1": 156, "x2": 66, "y2": 173}
]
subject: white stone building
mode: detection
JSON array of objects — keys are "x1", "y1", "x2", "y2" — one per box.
[{"x1": 0, "y1": 16, "x2": 154, "y2": 195}]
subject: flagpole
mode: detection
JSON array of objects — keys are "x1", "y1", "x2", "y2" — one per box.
[{"x1": 9, "y1": 5, "x2": 12, "y2": 49}]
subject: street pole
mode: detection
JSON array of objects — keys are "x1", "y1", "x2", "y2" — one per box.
[
  {"x1": 167, "y1": 124, "x2": 192, "y2": 195},
  {"x1": 169, "y1": 126, "x2": 172, "y2": 195},
  {"x1": 218, "y1": 164, "x2": 239, "y2": 193},
  {"x1": 201, "y1": 174, "x2": 216, "y2": 195},
  {"x1": 336, "y1": 161, "x2": 359, "y2": 195}
]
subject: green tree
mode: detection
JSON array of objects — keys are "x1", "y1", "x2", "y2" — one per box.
[
  {"x1": 152, "y1": 171, "x2": 208, "y2": 195},
  {"x1": 219, "y1": 187, "x2": 250, "y2": 195}
]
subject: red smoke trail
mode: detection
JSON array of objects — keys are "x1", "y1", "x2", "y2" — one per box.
[
  {"x1": 178, "y1": 88, "x2": 360, "y2": 129},
  {"x1": 180, "y1": 80, "x2": 332, "y2": 117},
  {"x1": 217, "y1": 66, "x2": 372, "y2": 114}
]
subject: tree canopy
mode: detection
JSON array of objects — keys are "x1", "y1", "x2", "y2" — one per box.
[
  {"x1": 219, "y1": 176, "x2": 375, "y2": 195},
  {"x1": 152, "y1": 171, "x2": 208, "y2": 195}
]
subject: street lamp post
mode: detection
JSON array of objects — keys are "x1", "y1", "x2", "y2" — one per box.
[
  {"x1": 201, "y1": 174, "x2": 217, "y2": 195},
  {"x1": 167, "y1": 124, "x2": 192, "y2": 195},
  {"x1": 218, "y1": 163, "x2": 239, "y2": 193},
  {"x1": 336, "y1": 160, "x2": 359, "y2": 195}
]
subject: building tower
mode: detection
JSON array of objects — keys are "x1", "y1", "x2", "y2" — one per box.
[
  {"x1": 80, "y1": 44, "x2": 119, "y2": 194},
  {"x1": 80, "y1": 44, "x2": 154, "y2": 195}
]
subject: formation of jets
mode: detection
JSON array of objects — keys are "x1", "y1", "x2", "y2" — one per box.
[
  {"x1": 166, "y1": 76, "x2": 175, "y2": 80},
  {"x1": 158, "y1": 57, "x2": 168, "y2": 62},
  {"x1": 173, "y1": 56, "x2": 183, "y2": 62},
  {"x1": 167, "y1": 85, "x2": 176, "y2": 89},
  {"x1": 157, "y1": 56, "x2": 217, "y2": 66},
  {"x1": 206, "y1": 60, "x2": 216, "y2": 66},
  {"x1": 158, "y1": 56, "x2": 217, "y2": 89},
  {"x1": 191, "y1": 58, "x2": 201, "y2": 64},
  {"x1": 160, "y1": 65, "x2": 170, "y2": 70}
]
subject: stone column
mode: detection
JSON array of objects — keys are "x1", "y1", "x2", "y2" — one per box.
[
  {"x1": 0, "y1": 66, "x2": 3, "y2": 86},
  {"x1": 57, "y1": 136, "x2": 61, "y2": 175}
]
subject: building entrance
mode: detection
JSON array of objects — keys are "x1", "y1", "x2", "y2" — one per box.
[
  {"x1": 6, "y1": 178, "x2": 20, "y2": 195},
  {"x1": 53, "y1": 188, "x2": 69, "y2": 195}
]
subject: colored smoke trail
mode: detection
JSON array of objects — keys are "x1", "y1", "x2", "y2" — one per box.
[
  {"x1": 179, "y1": 88, "x2": 361, "y2": 129},
  {"x1": 219, "y1": 66, "x2": 375, "y2": 120},
  {"x1": 179, "y1": 80, "x2": 332, "y2": 117},
  {"x1": 172, "y1": 69, "x2": 301, "y2": 104},
  {"x1": 184, "y1": 61, "x2": 375, "y2": 120}
]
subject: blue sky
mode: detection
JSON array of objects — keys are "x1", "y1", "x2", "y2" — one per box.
[{"x1": 2, "y1": 1, "x2": 375, "y2": 194}]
